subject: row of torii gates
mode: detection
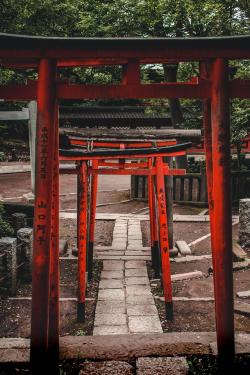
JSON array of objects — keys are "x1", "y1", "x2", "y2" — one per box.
[{"x1": 0, "y1": 33, "x2": 250, "y2": 372}]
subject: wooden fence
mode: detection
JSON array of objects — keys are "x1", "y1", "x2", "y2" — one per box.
[{"x1": 131, "y1": 170, "x2": 250, "y2": 205}]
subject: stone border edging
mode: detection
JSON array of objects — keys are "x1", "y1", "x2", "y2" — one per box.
[{"x1": 1, "y1": 333, "x2": 250, "y2": 363}]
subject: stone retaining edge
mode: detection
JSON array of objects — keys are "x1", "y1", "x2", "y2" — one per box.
[{"x1": 1, "y1": 332, "x2": 250, "y2": 363}]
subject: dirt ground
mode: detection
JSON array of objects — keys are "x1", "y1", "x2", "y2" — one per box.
[
  {"x1": 60, "y1": 219, "x2": 115, "y2": 248},
  {"x1": 0, "y1": 259, "x2": 102, "y2": 338}
]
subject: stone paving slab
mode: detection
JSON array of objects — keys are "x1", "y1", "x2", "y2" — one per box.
[
  {"x1": 103, "y1": 260, "x2": 124, "y2": 271},
  {"x1": 95, "y1": 301, "x2": 126, "y2": 315},
  {"x1": 112, "y1": 242, "x2": 127, "y2": 248},
  {"x1": 125, "y1": 268, "x2": 148, "y2": 277},
  {"x1": 126, "y1": 285, "x2": 152, "y2": 296},
  {"x1": 126, "y1": 295, "x2": 155, "y2": 305},
  {"x1": 128, "y1": 316, "x2": 162, "y2": 334},
  {"x1": 125, "y1": 277, "x2": 149, "y2": 285},
  {"x1": 93, "y1": 325, "x2": 129, "y2": 335},
  {"x1": 98, "y1": 289, "x2": 125, "y2": 301},
  {"x1": 125, "y1": 260, "x2": 146, "y2": 269},
  {"x1": 127, "y1": 304, "x2": 158, "y2": 316},
  {"x1": 99, "y1": 279, "x2": 124, "y2": 289},
  {"x1": 94, "y1": 313, "x2": 127, "y2": 326},
  {"x1": 136, "y1": 357, "x2": 189, "y2": 375},
  {"x1": 101, "y1": 270, "x2": 124, "y2": 279}
]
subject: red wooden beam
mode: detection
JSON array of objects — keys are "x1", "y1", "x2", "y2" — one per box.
[
  {"x1": 88, "y1": 167, "x2": 186, "y2": 176},
  {"x1": 60, "y1": 150, "x2": 186, "y2": 161},
  {"x1": 30, "y1": 59, "x2": 57, "y2": 371},
  {"x1": 57, "y1": 80, "x2": 210, "y2": 99},
  {"x1": 1, "y1": 79, "x2": 249, "y2": 101},
  {"x1": 211, "y1": 58, "x2": 235, "y2": 367}
]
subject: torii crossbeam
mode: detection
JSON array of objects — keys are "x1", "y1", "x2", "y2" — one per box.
[{"x1": 1, "y1": 33, "x2": 250, "y2": 373}]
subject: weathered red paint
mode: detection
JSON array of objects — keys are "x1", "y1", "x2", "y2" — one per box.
[
  {"x1": 211, "y1": 58, "x2": 235, "y2": 364},
  {"x1": 48, "y1": 102, "x2": 60, "y2": 370},
  {"x1": 88, "y1": 160, "x2": 98, "y2": 280},
  {"x1": 60, "y1": 150, "x2": 186, "y2": 161},
  {"x1": 77, "y1": 161, "x2": 88, "y2": 322},
  {"x1": 30, "y1": 58, "x2": 57, "y2": 370},
  {"x1": 147, "y1": 158, "x2": 157, "y2": 272},
  {"x1": 88, "y1": 167, "x2": 185, "y2": 176},
  {"x1": 1, "y1": 79, "x2": 250, "y2": 100},
  {"x1": 155, "y1": 157, "x2": 173, "y2": 320}
]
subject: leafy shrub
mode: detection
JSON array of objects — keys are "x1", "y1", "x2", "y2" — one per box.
[{"x1": 0, "y1": 202, "x2": 14, "y2": 237}]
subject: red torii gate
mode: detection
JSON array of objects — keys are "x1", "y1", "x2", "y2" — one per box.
[
  {"x1": 60, "y1": 141, "x2": 190, "y2": 322},
  {"x1": 0, "y1": 33, "x2": 250, "y2": 372}
]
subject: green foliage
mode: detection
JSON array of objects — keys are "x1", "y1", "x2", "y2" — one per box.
[
  {"x1": 0, "y1": 0, "x2": 249, "y2": 141},
  {"x1": 0, "y1": 202, "x2": 14, "y2": 237}
]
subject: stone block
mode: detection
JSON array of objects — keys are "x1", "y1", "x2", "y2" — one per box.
[
  {"x1": 99, "y1": 279, "x2": 124, "y2": 289},
  {"x1": 93, "y1": 325, "x2": 128, "y2": 335},
  {"x1": 98, "y1": 289, "x2": 125, "y2": 301},
  {"x1": 94, "y1": 313, "x2": 127, "y2": 326},
  {"x1": 176, "y1": 241, "x2": 192, "y2": 256},
  {"x1": 237, "y1": 290, "x2": 250, "y2": 298},
  {"x1": 128, "y1": 316, "x2": 162, "y2": 333},
  {"x1": 239, "y1": 198, "x2": 250, "y2": 247},
  {"x1": 17, "y1": 227, "x2": 33, "y2": 278},
  {"x1": 171, "y1": 271, "x2": 203, "y2": 282},
  {"x1": 0, "y1": 237, "x2": 17, "y2": 295},
  {"x1": 136, "y1": 357, "x2": 189, "y2": 375}
]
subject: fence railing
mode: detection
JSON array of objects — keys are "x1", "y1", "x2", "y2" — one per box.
[{"x1": 131, "y1": 170, "x2": 250, "y2": 205}]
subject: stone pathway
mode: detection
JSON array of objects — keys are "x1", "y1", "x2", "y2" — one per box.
[{"x1": 93, "y1": 217, "x2": 162, "y2": 335}]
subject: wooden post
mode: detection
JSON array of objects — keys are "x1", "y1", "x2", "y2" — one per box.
[
  {"x1": 77, "y1": 161, "x2": 88, "y2": 322},
  {"x1": 48, "y1": 103, "x2": 60, "y2": 371},
  {"x1": 30, "y1": 59, "x2": 57, "y2": 370},
  {"x1": 210, "y1": 58, "x2": 235, "y2": 365},
  {"x1": 148, "y1": 158, "x2": 156, "y2": 270},
  {"x1": 155, "y1": 156, "x2": 173, "y2": 320},
  {"x1": 28, "y1": 101, "x2": 37, "y2": 193},
  {"x1": 164, "y1": 156, "x2": 174, "y2": 250},
  {"x1": 88, "y1": 160, "x2": 98, "y2": 280}
]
